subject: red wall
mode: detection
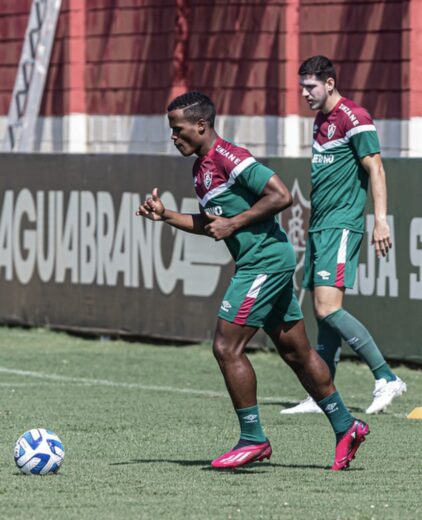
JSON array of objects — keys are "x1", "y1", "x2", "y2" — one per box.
[
  {"x1": 0, "y1": 0, "x2": 32, "y2": 115},
  {"x1": 0, "y1": 0, "x2": 418, "y2": 119},
  {"x1": 300, "y1": 0, "x2": 407, "y2": 118}
]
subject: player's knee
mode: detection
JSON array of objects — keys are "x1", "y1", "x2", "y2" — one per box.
[
  {"x1": 212, "y1": 338, "x2": 229, "y2": 362},
  {"x1": 314, "y1": 302, "x2": 341, "y2": 320},
  {"x1": 281, "y1": 349, "x2": 308, "y2": 367},
  {"x1": 212, "y1": 338, "x2": 240, "y2": 363}
]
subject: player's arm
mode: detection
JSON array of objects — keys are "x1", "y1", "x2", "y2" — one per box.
[
  {"x1": 360, "y1": 153, "x2": 392, "y2": 257},
  {"x1": 136, "y1": 188, "x2": 207, "y2": 235},
  {"x1": 204, "y1": 174, "x2": 292, "y2": 241}
]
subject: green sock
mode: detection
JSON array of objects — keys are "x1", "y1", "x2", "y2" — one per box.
[
  {"x1": 316, "y1": 319, "x2": 342, "y2": 379},
  {"x1": 323, "y1": 309, "x2": 396, "y2": 382},
  {"x1": 317, "y1": 391, "x2": 354, "y2": 435},
  {"x1": 372, "y1": 363, "x2": 397, "y2": 382},
  {"x1": 236, "y1": 405, "x2": 266, "y2": 443}
]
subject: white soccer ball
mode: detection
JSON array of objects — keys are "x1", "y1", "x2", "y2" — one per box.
[{"x1": 14, "y1": 428, "x2": 65, "y2": 475}]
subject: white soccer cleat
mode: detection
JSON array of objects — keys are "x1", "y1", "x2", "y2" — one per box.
[
  {"x1": 365, "y1": 377, "x2": 407, "y2": 415},
  {"x1": 280, "y1": 395, "x2": 323, "y2": 414}
]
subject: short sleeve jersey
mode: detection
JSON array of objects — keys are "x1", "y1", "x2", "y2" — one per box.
[
  {"x1": 310, "y1": 97, "x2": 380, "y2": 233},
  {"x1": 193, "y1": 137, "x2": 296, "y2": 273}
]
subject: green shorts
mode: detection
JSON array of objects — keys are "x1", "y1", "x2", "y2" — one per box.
[
  {"x1": 218, "y1": 270, "x2": 303, "y2": 333},
  {"x1": 303, "y1": 228, "x2": 363, "y2": 290}
]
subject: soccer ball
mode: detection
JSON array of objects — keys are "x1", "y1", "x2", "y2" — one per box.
[{"x1": 14, "y1": 428, "x2": 65, "y2": 475}]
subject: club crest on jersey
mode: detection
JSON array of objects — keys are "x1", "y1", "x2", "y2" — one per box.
[
  {"x1": 327, "y1": 123, "x2": 336, "y2": 139},
  {"x1": 204, "y1": 171, "x2": 213, "y2": 190}
]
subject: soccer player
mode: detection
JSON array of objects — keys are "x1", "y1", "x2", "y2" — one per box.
[
  {"x1": 137, "y1": 91, "x2": 369, "y2": 470},
  {"x1": 281, "y1": 56, "x2": 406, "y2": 416}
]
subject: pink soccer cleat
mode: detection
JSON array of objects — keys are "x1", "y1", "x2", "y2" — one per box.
[
  {"x1": 331, "y1": 420, "x2": 370, "y2": 471},
  {"x1": 211, "y1": 440, "x2": 272, "y2": 469}
]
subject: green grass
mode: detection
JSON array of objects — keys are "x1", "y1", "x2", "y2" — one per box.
[{"x1": 0, "y1": 326, "x2": 421, "y2": 520}]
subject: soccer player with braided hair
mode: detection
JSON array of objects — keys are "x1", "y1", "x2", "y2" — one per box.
[{"x1": 137, "y1": 91, "x2": 369, "y2": 470}]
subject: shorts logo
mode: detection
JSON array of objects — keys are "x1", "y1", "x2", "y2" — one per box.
[
  {"x1": 204, "y1": 171, "x2": 213, "y2": 190},
  {"x1": 327, "y1": 123, "x2": 336, "y2": 139},
  {"x1": 220, "y1": 300, "x2": 232, "y2": 312},
  {"x1": 317, "y1": 270, "x2": 331, "y2": 280}
]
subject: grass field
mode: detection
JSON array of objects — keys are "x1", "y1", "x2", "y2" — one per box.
[{"x1": 0, "y1": 326, "x2": 421, "y2": 520}]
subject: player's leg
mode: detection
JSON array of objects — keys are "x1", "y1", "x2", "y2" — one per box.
[
  {"x1": 211, "y1": 273, "x2": 277, "y2": 468},
  {"x1": 213, "y1": 319, "x2": 267, "y2": 443},
  {"x1": 283, "y1": 228, "x2": 406, "y2": 415},
  {"x1": 314, "y1": 285, "x2": 406, "y2": 414},
  {"x1": 314, "y1": 290, "x2": 342, "y2": 379},
  {"x1": 312, "y1": 228, "x2": 406, "y2": 413},
  {"x1": 213, "y1": 318, "x2": 259, "y2": 409},
  {"x1": 210, "y1": 319, "x2": 272, "y2": 468},
  {"x1": 267, "y1": 318, "x2": 369, "y2": 470},
  {"x1": 280, "y1": 294, "x2": 342, "y2": 414},
  {"x1": 269, "y1": 319, "x2": 351, "y2": 429},
  {"x1": 281, "y1": 231, "x2": 340, "y2": 414}
]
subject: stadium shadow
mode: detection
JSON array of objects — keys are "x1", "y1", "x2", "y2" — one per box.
[
  {"x1": 110, "y1": 459, "x2": 211, "y2": 467},
  {"x1": 261, "y1": 401, "x2": 366, "y2": 414},
  {"x1": 108, "y1": 459, "x2": 349, "y2": 471}
]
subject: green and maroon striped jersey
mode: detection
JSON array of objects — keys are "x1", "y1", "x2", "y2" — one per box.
[
  {"x1": 310, "y1": 97, "x2": 380, "y2": 232},
  {"x1": 192, "y1": 137, "x2": 296, "y2": 273}
]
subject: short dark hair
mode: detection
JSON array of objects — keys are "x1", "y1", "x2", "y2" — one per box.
[
  {"x1": 298, "y1": 55, "x2": 337, "y2": 84},
  {"x1": 167, "y1": 91, "x2": 216, "y2": 127}
]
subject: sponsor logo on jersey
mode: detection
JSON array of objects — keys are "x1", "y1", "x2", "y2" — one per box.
[
  {"x1": 312, "y1": 154, "x2": 335, "y2": 164},
  {"x1": 215, "y1": 144, "x2": 242, "y2": 165},
  {"x1": 339, "y1": 103, "x2": 360, "y2": 126},
  {"x1": 317, "y1": 270, "x2": 331, "y2": 280},
  {"x1": 206, "y1": 206, "x2": 223, "y2": 216},
  {"x1": 327, "y1": 123, "x2": 336, "y2": 139},
  {"x1": 204, "y1": 171, "x2": 213, "y2": 190},
  {"x1": 220, "y1": 300, "x2": 232, "y2": 312}
]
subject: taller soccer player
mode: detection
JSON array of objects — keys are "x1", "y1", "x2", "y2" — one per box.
[
  {"x1": 137, "y1": 91, "x2": 369, "y2": 470},
  {"x1": 281, "y1": 56, "x2": 406, "y2": 415}
]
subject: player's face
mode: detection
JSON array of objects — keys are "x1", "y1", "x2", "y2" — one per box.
[
  {"x1": 300, "y1": 74, "x2": 332, "y2": 111},
  {"x1": 168, "y1": 109, "x2": 204, "y2": 156}
]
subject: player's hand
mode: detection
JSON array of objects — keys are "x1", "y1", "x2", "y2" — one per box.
[
  {"x1": 372, "y1": 219, "x2": 392, "y2": 258},
  {"x1": 136, "y1": 188, "x2": 165, "y2": 221},
  {"x1": 204, "y1": 213, "x2": 236, "y2": 240}
]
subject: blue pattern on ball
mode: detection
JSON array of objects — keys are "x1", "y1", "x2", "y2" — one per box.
[
  {"x1": 14, "y1": 429, "x2": 65, "y2": 475},
  {"x1": 29, "y1": 453, "x2": 51, "y2": 475},
  {"x1": 22, "y1": 430, "x2": 43, "y2": 450},
  {"x1": 47, "y1": 438, "x2": 65, "y2": 455}
]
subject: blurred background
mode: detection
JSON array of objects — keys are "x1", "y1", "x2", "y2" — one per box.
[
  {"x1": 1, "y1": 0, "x2": 421, "y2": 156},
  {"x1": 0, "y1": 1, "x2": 421, "y2": 363}
]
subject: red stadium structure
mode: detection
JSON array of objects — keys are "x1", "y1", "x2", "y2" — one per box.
[{"x1": 0, "y1": 0, "x2": 421, "y2": 156}]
